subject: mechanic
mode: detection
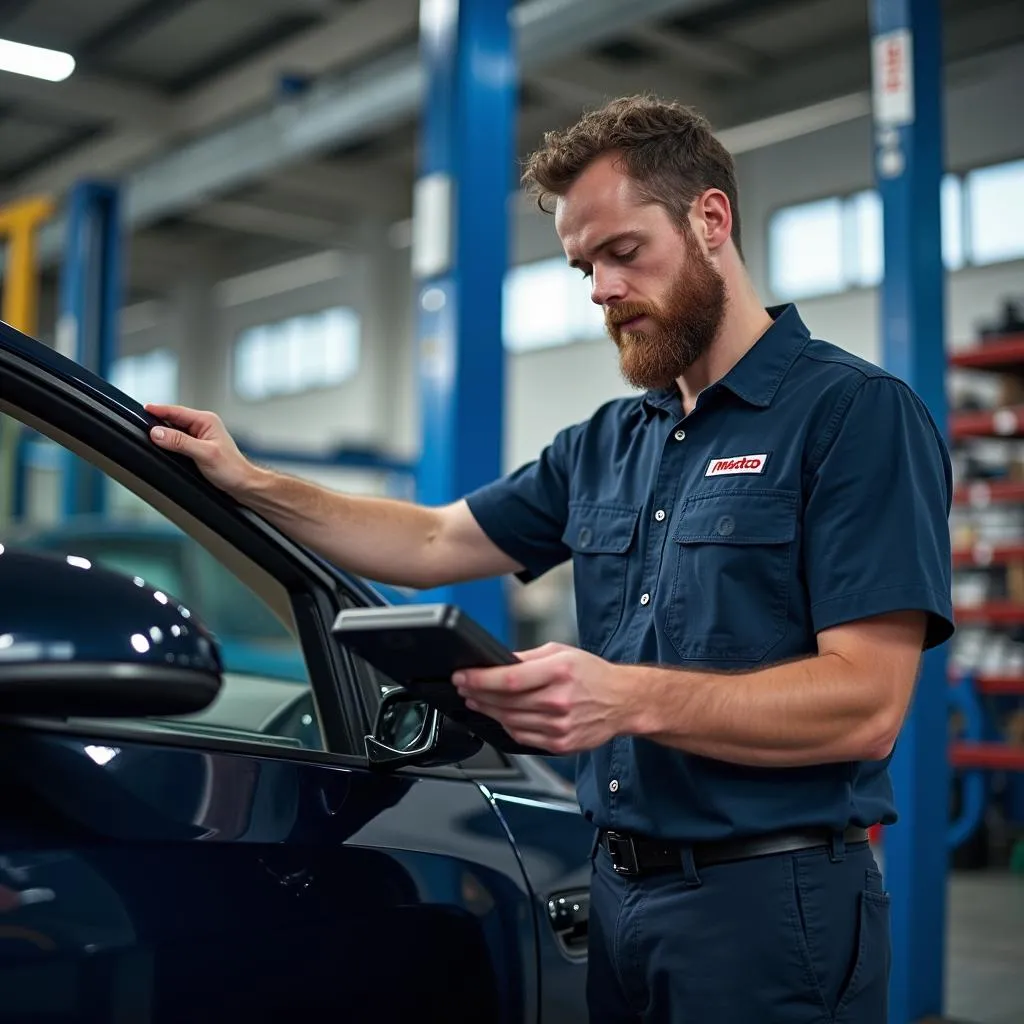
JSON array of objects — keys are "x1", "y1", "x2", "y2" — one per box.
[{"x1": 147, "y1": 94, "x2": 954, "y2": 1023}]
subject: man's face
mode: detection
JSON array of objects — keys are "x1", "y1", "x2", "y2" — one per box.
[{"x1": 556, "y1": 154, "x2": 726, "y2": 391}]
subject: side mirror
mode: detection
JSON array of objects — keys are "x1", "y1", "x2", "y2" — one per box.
[
  {"x1": 0, "y1": 545, "x2": 223, "y2": 718},
  {"x1": 365, "y1": 685, "x2": 483, "y2": 770}
]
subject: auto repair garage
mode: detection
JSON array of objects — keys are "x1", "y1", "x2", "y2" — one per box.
[{"x1": 0, "y1": 0, "x2": 1022, "y2": 1022}]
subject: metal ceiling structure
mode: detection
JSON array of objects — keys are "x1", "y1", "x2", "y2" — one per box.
[{"x1": 0, "y1": 0, "x2": 1021, "y2": 293}]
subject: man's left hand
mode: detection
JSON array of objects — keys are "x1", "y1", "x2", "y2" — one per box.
[{"x1": 452, "y1": 643, "x2": 635, "y2": 755}]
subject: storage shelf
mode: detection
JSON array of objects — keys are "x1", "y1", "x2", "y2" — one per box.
[
  {"x1": 950, "y1": 671, "x2": 1024, "y2": 695},
  {"x1": 949, "y1": 334, "x2": 1024, "y2": 372},
  {"x1": 953, "y1": 480, "x2": 1024, "y2": 506},
  {"x1": 955, "y1": 602, "x2": 1024, "y2": 625},
  {"x1": 949, "y1": 741, "x2": 1024, "y2": 771},
  {"x1": 950, "y1": 406, "x2": 1024, "y2": 440},
  {"x1": 953, "y1": 542, "x2": 1024, "y2": 568},
  {"x1": 974, "y1": 674, "x2": 1024, "y2": 695}
]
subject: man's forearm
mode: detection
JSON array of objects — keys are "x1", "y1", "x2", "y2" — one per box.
[
  {"x1": 624, "y1": 653, "x2": 902, "y2": 768},
  {"x1": 233, "y1": 466, "x2": 461, "y2": 589}
]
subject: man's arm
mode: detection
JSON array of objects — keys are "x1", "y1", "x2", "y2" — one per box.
[
  {"x1": 627, "y1": 610, "x2": 927, "y2": 767},
  {"x1": 240, "y1": 474, "x2": 521, "y2": 589},
  {"x1": 455, "y1": 610, "x2": 927, "y2": 764},
  {"x1": 145, "y1": 403, "x2": 522, "y2": 589}
]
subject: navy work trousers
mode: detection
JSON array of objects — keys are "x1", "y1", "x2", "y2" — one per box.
[{"x1": 586, "y1": 835, "x2": 890, "y2": 1023}]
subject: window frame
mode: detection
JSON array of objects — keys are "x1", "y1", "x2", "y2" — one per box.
[
  {"x1": 765, "y1": 156, "x2": 1024, "y2": 304},
  {"x1": 502, "y1": 255, "x2": 605, "y2": 354},
  {"x1": 231, "y1": 305, "x2": 362, "y2": 402},
  {"x1": 964, "y1": 157, "x2": 1024, "y2": 267},
  {"x1": 0, "y1": 341, "x2": 373, "y2": 762}
]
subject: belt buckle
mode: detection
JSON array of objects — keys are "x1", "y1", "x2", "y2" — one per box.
[{"x1": 606, "y1": 832, "x2": 639, "y2": 876}]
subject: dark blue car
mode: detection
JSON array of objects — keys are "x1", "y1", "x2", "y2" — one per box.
[{"x1": 0, "y1": 319, "x2": 592, "y2": 1022}]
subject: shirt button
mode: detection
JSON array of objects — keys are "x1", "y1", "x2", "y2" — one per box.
[
  {"x1": 640, "y1": 593, "x2": 651, "y2": 606},
  {"x1": 674, "y1": 429, "x2": 686, "y2": 441},
  {"x1": 655, "y1": 509, "x2": 666, "y2": 522},
  {"x1": 716, "y1": 515, "x2": 735, "y2": 537},
  {"x1": 609, "y1": 779, "x2": 619, "y2": 793}
]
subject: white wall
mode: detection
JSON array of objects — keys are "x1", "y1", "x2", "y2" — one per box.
[
  {"x1": 212, "y1": 256, "x2": 380, "y2": 450},
  {"x1": 120, "y1": 51, "x2": 1024, "y2": 483},
  {"x1": 736, "y1": 52, "x2": 1024, "y2": 360}
]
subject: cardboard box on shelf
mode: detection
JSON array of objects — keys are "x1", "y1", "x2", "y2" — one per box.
[
  {"x1": 1008, "y1": 562, "x2": 1024, "y2": 604},
  {"x1": 998, "y1": 373, "x2": 1024, "y2": 409},
  {"x1": 1004, "y1": 709, "x2": 1024, "y2": 747}
]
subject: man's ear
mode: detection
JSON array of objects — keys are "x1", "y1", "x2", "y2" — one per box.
[{"x1": 693, "y1": 189, "x2": 733, "y2": 252}]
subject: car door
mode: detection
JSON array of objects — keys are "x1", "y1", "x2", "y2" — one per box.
[{"x1": 0, "y1": 323, "x2": 539, "y2": 1023}]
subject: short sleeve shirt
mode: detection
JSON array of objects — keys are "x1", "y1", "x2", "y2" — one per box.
[{"x1": 466, "y1": 304, "x2": 954, "y2": 842}]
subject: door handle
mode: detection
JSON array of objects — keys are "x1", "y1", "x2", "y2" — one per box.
[{"x1": 547, "y1": 889, "x2": 589, "y2": 957}]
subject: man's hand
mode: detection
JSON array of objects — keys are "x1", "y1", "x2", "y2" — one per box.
[
  {"x1": 145, "y1": 403, "x2": 257, "y2": 496},
  {"x1": 453, "y1": 643, "x2": 636, "y2": 755}
]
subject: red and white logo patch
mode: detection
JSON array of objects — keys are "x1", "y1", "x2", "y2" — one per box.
[{"x1": 705, "y1": 453, "x2": 768, "y2": 477}]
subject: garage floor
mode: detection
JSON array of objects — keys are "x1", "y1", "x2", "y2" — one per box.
[{"x1": 946, "y1": 871, "x2": 1024, "y2": 1024}]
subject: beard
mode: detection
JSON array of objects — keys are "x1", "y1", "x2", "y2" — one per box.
[{"x1": 605, "y1": 239, "x2": 727, "y2": 392}]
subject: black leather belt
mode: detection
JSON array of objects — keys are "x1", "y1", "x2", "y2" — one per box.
[{"x1": 599, "y1": 825, "x2": 870, "y2": 877}]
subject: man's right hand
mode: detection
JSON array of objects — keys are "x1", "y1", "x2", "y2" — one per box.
[{"x1": 144, "y1": 403, "x2": 256, "y2": 496}]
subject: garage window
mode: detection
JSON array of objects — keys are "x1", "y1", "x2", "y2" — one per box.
[
  {"x1": 233, "y1": 306, "x2": 360, "y2": 400},
  {"x1": 767, "y1": 159, "x2": 1021, "y2": 302},
  {"x1": 966, "y1": 158, "x2": 1024, "y2": 266},
  {"x1": 503, "y1": 257, "x2": 605, "y2": 353},
  {"x1": 109, "y1": 348, "x2": 178, "y2": 406}
]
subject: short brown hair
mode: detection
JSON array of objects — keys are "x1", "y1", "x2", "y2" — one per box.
[{"x1": 521, "y1": 94, "x2": 743, "y2": 258}]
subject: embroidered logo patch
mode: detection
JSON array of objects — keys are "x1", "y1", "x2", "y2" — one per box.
[{"x1": 705, "y1": 453, "x2": 768, "y2": 477}]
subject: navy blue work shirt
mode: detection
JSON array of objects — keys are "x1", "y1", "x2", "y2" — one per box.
[{"x1": 466, "y1": 304, "x2": 954, "y2": 842}]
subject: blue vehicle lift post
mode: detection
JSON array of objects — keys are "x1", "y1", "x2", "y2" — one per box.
[
  {"x1": 412, "y1": 0, "x2": 516, "y2": 641},
  {"x1": 58, "y1": 181, "x2": 123, "y2": 519},
  {"x1": 868, "y1": 1, "x2": 949, "y2": 1020}
]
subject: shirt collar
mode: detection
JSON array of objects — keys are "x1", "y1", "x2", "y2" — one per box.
[{"x1": 642, "y1": 304, "x2": 809, "y2": 416}]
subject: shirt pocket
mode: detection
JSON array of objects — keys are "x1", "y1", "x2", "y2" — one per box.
[
  {"x1": 664, "y1": 489, "x2": 797, "y2": 663},
  {"x1": 562, "y1": 502, "x2": 640, "y2": 656}
]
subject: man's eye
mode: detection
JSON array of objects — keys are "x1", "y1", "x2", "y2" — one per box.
[{"x1": 615, "y1": 249, "x2": 638, "y2": 263}]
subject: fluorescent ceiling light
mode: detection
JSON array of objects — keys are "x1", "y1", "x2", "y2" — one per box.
[{"x1": 0, "y1": 38, "x2": 75, "y2": 82}]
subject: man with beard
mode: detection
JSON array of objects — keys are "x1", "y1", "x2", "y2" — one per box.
[{"x1": 147, "y1": 95, "x2": 954, "y2": 1023}]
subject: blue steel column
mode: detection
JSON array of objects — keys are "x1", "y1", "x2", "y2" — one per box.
[
  {"x1": 413, "y1": 0, "x2": 515, "y2": 641},
  {"x1": 869, "y1": 2, "x2": 948, "y2": 1022},
  {"x1": 59, "y1": 181, "x2": 123, "y2": 519}
]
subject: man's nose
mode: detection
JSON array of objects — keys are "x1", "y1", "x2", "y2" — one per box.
[{"x1": 590, "y1": 266, "x2": 625, "y2": 307}]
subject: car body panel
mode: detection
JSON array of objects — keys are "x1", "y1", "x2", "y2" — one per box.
[
  {"x1": 0, "y1": 318, "x2": 592, "y2": 1021},
  {"x1": 0, "y1": 725, "x2": 535, "y2": 1023}
]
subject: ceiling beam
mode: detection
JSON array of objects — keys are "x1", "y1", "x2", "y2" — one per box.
[
  {"x1": 629, "y1": 24, "x2": 758, "y2": 78},
  {"x1": 186, "y1": 200, "x2": 352, "y2": 245},
  {"x1": 0, "y1": 72, "x2": 171, "y2": 130},
  {"x1": 535, "y1": 52, "x2": 719, "y2": 113},
  {"x1": 2, "y1": 0, "x2": 421, "y2": 202},
  {"x1": 267, "y1": 159, "x2": 413, "y2": 221},
  {"x1": 10, "y1": 0, "x2": 731, "y2": 271}
]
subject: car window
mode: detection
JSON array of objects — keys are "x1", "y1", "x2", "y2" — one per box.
[{"x1": 6, "y1": 418, "x2": 323, "y2": 751}]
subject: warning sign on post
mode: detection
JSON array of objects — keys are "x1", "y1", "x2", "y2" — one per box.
[{"x1": 872, "y1": 28, "x2": 914, "y2": 127}]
